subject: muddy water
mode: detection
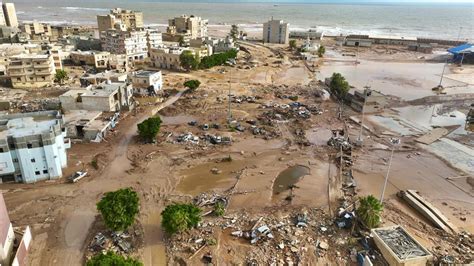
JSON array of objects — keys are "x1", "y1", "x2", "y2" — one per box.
[
  {"x1": 319, "y1": 60, "x2": 470, "y2": 100},
  {"x1": 160, "y1": 114, "x2": 196, "y2": 125},
  {"x1": 272, "y1": 165, "x2": 310, "y2": 195},
  {"x1": 305, "y1": 128, "x2": 333, "y2": 145},
  {"x1": 176, "y1": 159, "x2": 249, "y2": 196}
]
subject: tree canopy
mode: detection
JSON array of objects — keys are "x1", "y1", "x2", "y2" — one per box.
[
  {"x1": 179, "y1": 50, "x2": 199, "y2": 71},
  {"x1": 183, "y1": 80, "x2": 201, "y2": 91},
  {"x1": 356, "y1": 195, "x2": 383, "y2": 229},
  {"x1": 137, "y1": 116, "x2": 162, "y2": 143},
  {"x1": 161, "y1": 203, "x2": 201, "y2": 234},
  {"x1": 318, "y1": 45, "x2": 326, "y2": 57},
  {"x1": 55, "y1": 69, "x2": 68, "y2": 84},
  {"x1": 229, "y1": 24, "x2": 239, "y2": 39},
  {"x1": 329, "y1": 72, "x2": 350, "y2": 98},
  {"x1": 96, "y1": 188, "x2": 139, "y2": 232},
  {"x1": 289, "y1": 40, "x2": 297, "y2": 50},
  {"x1": 86, "y1": 251, "x2": 142, "y2": 266},
  {"x1": 199, "y1": 49, "x2": 238, "y2": 69}
]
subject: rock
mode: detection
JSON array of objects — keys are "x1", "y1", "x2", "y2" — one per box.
[
  {"x1": 278, "y1": 243, "x2": 285, "y2": 249},
  {"x1": 211, "y1": 168, "x2": 222, "y2": 174},
  {"x1": 259, "y1": 171, "x2": 265, "y2": 175},
  {"x1": 319, "y1": 241, "x2": 329, "y2": 250},
  {"x1": 460, "y1": 216, "x2": 467, "y2": 221},
  {"x1": 240, "y1": 150, "x2": 245, "y2": 155},
  {"x1": 290, "y1": 246, "x2": 298, "y2": 253}
]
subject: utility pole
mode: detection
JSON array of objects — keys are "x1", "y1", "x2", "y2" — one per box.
[
  {"x1": 380, "y1": 138, "x2": 400, "y2": 204},
  {"x1": 438, "y1": 58, "x2": 448, "y2": 87},
  {"x1": 357, "y1": 85, "x2": 371, "y2": 144},
  {"x1": 227, "y1": 68, "x2": 232, "y2": 122}
]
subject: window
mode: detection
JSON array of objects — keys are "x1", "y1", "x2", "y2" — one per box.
[
  {"x1": 35, "y1": 171, "x2": 40, "y2": 175},
  {"x1": 0, "y1": 148, "x2": 3, "y2": 152},
  {"x1": 13, "y1": 158, "x2": 18, "y2": 163},
  {"x1": 43, "y1": 170, "x2": 48, "y2": 174},
  {"x1": 9, "y1": 144, "x2": 14, "y2": 149},
  {"x1": 27, "y1": 143, "x2": 33, "y2": 149},
  {"x1": 31, "y1": 158, "x2": 35, "y2": 163}
]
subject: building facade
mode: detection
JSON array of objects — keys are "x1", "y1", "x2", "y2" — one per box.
[
  {"x1": 100, "y1": 30, "x2": 148, "y2": 61},
  {"x1": 167, "y1": 15, "x2": 208, "y2": 39},
  {"x1": 97, "y1": 8, "x2": 143, "y2": 35},
  {"x1": 149, "y1": 46, "x2": 188, "y2": 70},
  {"x1": 70, "y1": 51, "x2": 111, "y2": 69},
  {"x1": 2, "y1": 3, "x2": 18, "y2": 28},
  {"x1": 263, "y1": 19, "x2": 289, "y2": 44},
  {"x1": 20, "y1": 22, "x2": 52, "y2": 41},
  {"x1": 0, "y1": 193, "x2": 14, "y2": 265},
  {"x1": 146, "y1": 29, "x2": 163, "y2": 55},
  {"x1": 0, "y1": 111, "x2": 70, "y2": 184},
  {"x1": 7, "y1": 54, "x2": 56, "y2": 89},
  {"x1": 128, "y1": 70, "x2": 163, "y2": 95}
]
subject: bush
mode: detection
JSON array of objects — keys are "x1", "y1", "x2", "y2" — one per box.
[
  {"x1": 97, "y1": 188, "x2": 139, "y2": 232},
  {"x1": 161, "y1": 203, "x2": 201, "y2": 234},
  {"x1": 180, "y1": 50, "x2": 199, "y2": 71},
  {"x1": 55, "y1": 69, "x2": 68, "y2": 84},
  {"x1": 318, "y1": 45, "x2": 326, "y2": 57},
  {"x1": 183, "y1": 80, "x2": 201, "y2": 91},
  {"x1": 214, "y1": 201, "x2": 225, "y2": 217},
  {"x1": 86, "y1": 251, "x2": 142, "y2": 266},
  {"x1": 356, "y1": 195, "x2": 383, "y2": 229},
  {"x1": 137, "y1": 116, "x2": 162, "y2": 143},
  {"x1": 329, "y1": 72, "x2": 350, "y2": 98},
  {"x1": 289, "y1": 40, "x2": 297, "y2": 50},
  {"x1": 199, "y1": 49, "x2": 238, "y2": 69}
]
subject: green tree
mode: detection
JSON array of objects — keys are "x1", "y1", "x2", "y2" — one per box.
[
  {"x1": 180, "y1": 50, "x2": 199, "y2": 71},
  {"x1": 161, "y1": 203, "x2": 201, "y2": 234},
  {"x1": 214, "y1": 202, "x2": 225, "y2": 217},
  {"x1": 229, "y1": 24, "x2": 239, "y2": 39},
  {"x1": 183, "y1": 79, "x2": 201, "y2": 91},
  {"x1": 137, "y1": 116, "x2": 162, "y2": 143},
  {"x1": 329, "y1": 72, "x2": 350, "y2": 98},
  {"x1": 356, "y1": 195, "x2": 383, "y2": 229},
  {"x1": 318, "y1": 45, "x2": 326, "y2": 57},
  {"x1": 54, "y1": 69, "x2": 68, "y2": 84},
  {"x1": 178, "y1": 35, "x2": 185, "y2": 47},
  {"x1": 86, "y1": 251, "x2": 142, "y2": 266},
  {"x1": 96, "y1": 188, "x2": 139, "y2": 232},
  {"x1": 199, "y1": 49, "x2": 238, "y2": 69},
  {"x1": 289, "y1": 40, "x2": 297, "y2": 50}
]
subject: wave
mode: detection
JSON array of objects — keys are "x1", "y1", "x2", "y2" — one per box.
[{"x1": 61, "y1": 6, "x2": 109, "y2": 12}]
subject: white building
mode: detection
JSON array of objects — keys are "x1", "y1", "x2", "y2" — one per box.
[
  {"x1": 0, "y1": 193, "x2": 14, "y2": 266},
  {"x1": 146, "y1": 29, "x2": 163, "y2": 54},
  {"x1": 100, "y1": 29, "x2": 148, "y2": 61},
  {"x1": 128, "y1": 70, "x2": 163, "y2": 96},
  {"x1": 263, "y1": 19, "x2": 289, "y2": 44},
  {"x1": 0, "y1": 111, "x2": 70, "y2": 184},
  {"x1": 167, "y1": 15, "x2": 208, "y2": 39}
]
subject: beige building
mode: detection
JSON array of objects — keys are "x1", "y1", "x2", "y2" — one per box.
[
  {"x1": 128, "y1": 70, "x2": 162, "y2": 95},
  {"x1": 2, "y1": 3, "x2": 18, "y2": 28},
  {"x1": 20, "y1": 22, "x2": 52, "y2": 41},
  {"x1": 146, "y1": 29, "x2": 162, "y2": 54},
  {"x1": 167, "y1": 15, "x2": 208, "y2": 39},
  {"x1": 7, "y1": 54, "x2": 56, "y2": 89},
  {"x1": 101, "y1": 29, "x2": 148, "y2": 61},
  {"x1": 263, "y1": 19, "x2": 289, "y2": 44},
  {"x1": 59, "y1": 82, "x2": 134, "y2": 112},
  {"x1": 70, "y1": 51, "x2": 111, "y2": 69},
  {"x1": 97, "y1": 8, "x2": 143, "y2": 34},
  {"x1": 149, "y1": 46, "x2": 209, "y2": 70}
]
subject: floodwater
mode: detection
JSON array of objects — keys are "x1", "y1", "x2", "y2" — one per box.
[
  {"x1": 426, "y1": 138, "x2": 474, "y2": 176},
  {"x1": 305, "y1": 128, "x2": 333, "y2": 145},
  {"x1": 176, "y1": 159, "x2": 249, "y2": 195},
  {"x1": 160, "y1": 114, "x2": 196, "y2": 125},
  {"x1": 319, "y1": 60, "x2": 470, "y2": 100},
  {"x1": 366, "y1": 115, "x2": 420, "y2": 136},
  {"x1": 272, "y1": 165, "x2": 310, "y2": 195},
  {"x1": 396, "y1": 105, "x2": 467, "y2": 134}
]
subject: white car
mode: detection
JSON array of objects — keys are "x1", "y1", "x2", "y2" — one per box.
[{"x1": 68, "y1": 171, "x2": 88, "y2": 183}]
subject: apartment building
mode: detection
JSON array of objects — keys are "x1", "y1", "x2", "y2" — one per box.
[
  {"x1": 2, "y1": 3, "x2": 18, "y2": 28},
  {"x1": 100, "y1": 29, "x2": 148, "y2": 61},
  {"x1": 167, "y1": 15, "x2": 208, "y2": 39},
  {"x1": 0, "y1": 193, "x2": 14, "y2": 265},
  {"x1": 0, "y1": 111, "x2": 70, "y2": 183},
  {"x1": 128, "y1": 70, "x2": 162, "y2": 95},
  {"x1": 146, "y1": 29, "x2": 163, "y2": 54},
  {"x1": 70, "y1": 51, "x2": 111, "y2": 69},
  {"x1": 59, "y1": 82, "x2": 134, "y2": 112},
  {"x1": 263, "y1": 19, "x2": 289, "y2": 44},
  {"x1": 97, "y1": 8, "x2": 143, "y2": 34},
  {"x1": 7, "y1": 54, "x2": 56, "y2": 89},
  {"x1": 20, "y1": 22, "x2": 52, "y2": 41},
  {"x1": 149, "y1": 46, "x2": 189, "y2": 70}
]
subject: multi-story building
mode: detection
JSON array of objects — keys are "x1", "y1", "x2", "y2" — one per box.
[
  {"x1": 263, "y1": 19, "x2": 289, "y2": 44},
  {"x1": 149, "y1": 46, "x2": 189, "y2": 70},
  {"x1": 191, "y1": 36, "x2": 237, "y2": 54},
  {"x1": 146, "y1": 29, "x2": 162, "y2": 55},
  {"x1": 70, "y1": 51, "x2": 111, "y2": 69},
  {"x1": 0, "y1": 193, "x2": 14, "y2": 265},
  {"x1": 97, "y1": 8, "x2": 143, "y2": 34},
  {"x1": 167, "y1": 15, "x2": 208, "y2": 39},
  {"x1": 59, "y1": 82, "x2": 134, "y2": 112},
  {"x1": 101, "y1": 29, "x2": 148, "y2": 61},
  {"x1": 7, "y1": 53, "x2": 56, "y2": 89},
  {"x1": 0, "y1": 111, "x2": 70, "y2": 183},
  {"x1": 2, "y1": 3, "x2": 18, "y2": 28},
  {"x1": 128, "y1": 70, "x2": 162, "y2": 95},
  {"x1": 20, "y1": 22, "x2": 52, "y2": 41}
]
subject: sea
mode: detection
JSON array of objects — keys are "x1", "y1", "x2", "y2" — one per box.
[{"x1": 12, "y1": 0, "x2": 474, "y2": 40}]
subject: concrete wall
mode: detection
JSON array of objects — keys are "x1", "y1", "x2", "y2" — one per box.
[{"x1": 0, "y1": 193, "x2": 14, "y2": 266}]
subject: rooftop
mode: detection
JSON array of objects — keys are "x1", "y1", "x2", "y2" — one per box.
[
  {"x1": 10, "y1": 53, "x2": 51, "y2": 60},
  {"x1": 82, "y1": 83, "x2": 123, "y2": 98},
  {"x1": 0, "y1": 112, "x2": 61, "y2": 138},
  {"x1": 131, "y1": 70, "x2": 161, "y2": 78}
]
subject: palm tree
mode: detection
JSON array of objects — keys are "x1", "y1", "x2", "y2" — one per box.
[{"x1": 356, "y1": 195, "x2": 383, "y2": 229}]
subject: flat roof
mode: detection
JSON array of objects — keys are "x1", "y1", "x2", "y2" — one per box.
[
  {"x1": 132, "y1": 70, "x2": 161, "y2": 77},
  {"x1": 11, "y1": 53, "x2": 51, "y2": 59},
  {"x1": 369, "y1": 35, "x2": 417, "y2": 41},
  {"x1": 63, "y1": 109, "x2": 102, "y2": 124},
  {"x1": 82, "y1": 83, "x2": 122, "y2": 98},
  {"x1": 0, "y1": 116, "x2": 58, "y2": 138}
]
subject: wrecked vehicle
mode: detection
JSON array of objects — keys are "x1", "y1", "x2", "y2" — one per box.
[{"x1": 250, "y1": 225, "x2": 274, "y2": 244}]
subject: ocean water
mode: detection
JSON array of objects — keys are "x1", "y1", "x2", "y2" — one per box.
[{"x1": 13, "y1": 0, "x2": 474, "y2": 40}]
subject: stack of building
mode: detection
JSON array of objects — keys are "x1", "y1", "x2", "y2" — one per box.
[
  {"x1": 163, "y1": 15, "x2": 208, "y2": 42},
  {"x1": 263, "y1": 18, "x2": 290, "y2": 44},
  {"x1": 7, "y1": 53, "x2": 56, "y2": 89},
  {"x1": 98, "y1": 8, "x2": 162, "y2": 63},
  {"x1": 0, "y1": 3, "x2": 19, "y2": 43}
]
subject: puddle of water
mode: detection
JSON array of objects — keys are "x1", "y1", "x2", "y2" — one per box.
[
  {"x1": 273, "y1": 165, "x2": 310, "y2": 195},
  {"x1": 177, "y1": 160, "x2": 249, "y2": 195},
  {"x1": 367, "y1": 115, "x2": 418, "y2": 136},
  {"x1": 305, "y1": 128, "x2": 333, "y2": 145},
  {"x1": 160, "y1": 114, "x2": 196, "y2": 125}
]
